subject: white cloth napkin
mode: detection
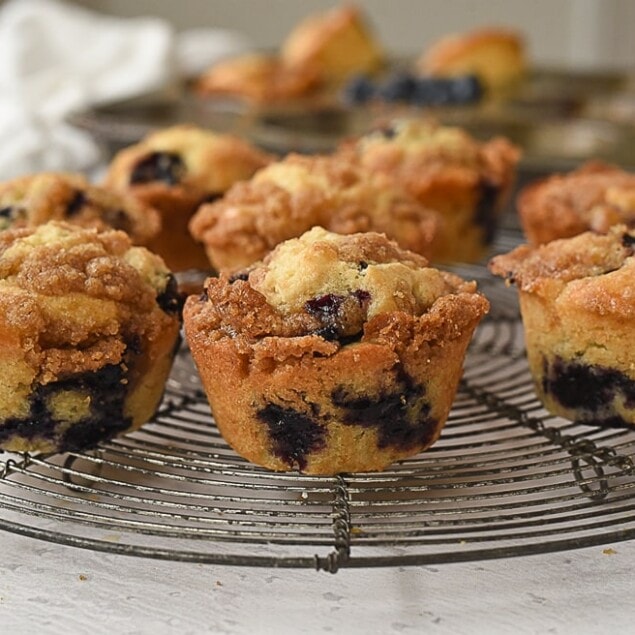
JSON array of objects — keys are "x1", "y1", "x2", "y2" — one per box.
[{"x1": 0, "y1": 0, "x2": 250, "y2": 180}]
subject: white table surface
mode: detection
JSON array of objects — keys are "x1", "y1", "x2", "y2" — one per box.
[{"x1": 0, "y1": 529, "x2": 633, "y2": 634}]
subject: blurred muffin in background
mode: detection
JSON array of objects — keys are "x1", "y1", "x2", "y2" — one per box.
[
  {"x1": 417, "y1": 27, "x2": 526, "y2": 92},
  {"x1": 341, "y1": 119, "x2": 521, "y2": 263},
  {"x1": 188, "y1": 152, "x2": 444, "y2": 271},
  {"x1": 196, "y1": 53, "x2": 322, "y2": 103},
  {"x1": 517, "y1": 161, "x2": 635, "y2": 246},
  {"x1": 104, "y1": 124, "x2": 273, "y2": 271},
  {"x1": 0, "y1": 172, "x2": 159, "y2": 246},
  {"x1": 281, "y1": 4, "x2": 385, "y2": 85},
  {"x1": 197, "y1": 4, "x2": 384, "y2": 104}
]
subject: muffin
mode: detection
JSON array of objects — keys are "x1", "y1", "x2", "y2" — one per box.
[
  {"x1": 184, "y1": 227, "x2": 489, "y2": 474},
  {"x1": 417, "y1": 27, "x2": 526, "y2": 91},
  {"x1": 0, "y1": 172, "x2": 160, "y2": 245},
  {"x1": 489, "y1": 225, "x2": 635, "y2": 428},
  {"x1": 104, "y1": 125, "x2": 273, "y2": 271},
  {"x1": 342, "y1": 119, "x2": 520, "y2": 263},
  {"x1": 280, "y1": 5, "x2": 384, "y2": 85},
  {"x1": 0, "y1": 222, "x2": 182, "y2": 454},
  {"x1": 517, "y1": 161, "x2": 635, "y2": 246},
  {"x1": 195, "y1": 53, "x2": 322, "y2": 104},
  {"x1": 188, "y1": 152, "x2": 444, "y2": 271}
]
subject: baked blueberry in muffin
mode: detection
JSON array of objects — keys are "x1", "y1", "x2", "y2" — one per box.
[
  {"x1": 104, "y1": 124, "x2": 273, "y2": 271},
  {"x1": 0, "y1": 222, "x2": 182, "y2": 453},
  {"x1": 489, "y1": 225, "x2": 635, "y2": 428},
  {"x1": 517, "y1": 161, "x2": 635, "y2": 245},
  {"x1": 0, "y1": 172, "x2": 160, "y2": 245},
  {"x1": 184, "y1": 227, "x2": 488, "y2": 474},
  {"x1": 340, "y1": 119, "x2": 520, "y2": 263},
  {"x1": 188, "y1": 152, "x2": 444, "y2": 271}
]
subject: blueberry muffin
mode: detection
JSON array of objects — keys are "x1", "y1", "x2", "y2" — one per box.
[
  {"x1": 489, "y1": 225, "x2": 635, "y2": 428},
  {"x1": 104, "y1": 125, "x2": 273, "y2": 271},
  {"x1": 0, "y1": 172, "x2": 160, "y2": 245},
  {"x1": 188, "y1": 152, "x2": 444, "y2": 271},
  {"x1": 184, "y1": 227, "x2": 489, "y2": 474},
  {"x1": 195, "y1": 53, "x2": 322, "y2": 104},
  {"x1": 280, "y1": 5, "x2": 384, "y2": 85},
  {"x1": 342, "y1": 119, "x2": 520, "y2": 263},
  {"x1": 417, "y1": 27, "x2": 526, "y2": 91},
  {"x1": 0, "y1": 222, "x2": 182, "y2": 453},
  {"x1": 517, "y1": 161, "x2": 635, "y2": 246}
]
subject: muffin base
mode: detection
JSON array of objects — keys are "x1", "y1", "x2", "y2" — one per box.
[
  {"x1": 186, "y1": 296, "x2": 486, "y2": 475},
  {"x1": 520, "y1": 292, "x2": 635, "y2": 428},
  {"x1": 0, "y1": 326, "x2": 180, "y2": 454}
]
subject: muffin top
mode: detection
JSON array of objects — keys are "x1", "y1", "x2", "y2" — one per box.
[
  {"x1": 416, "y1": 27, "x2": 526, "y2": 89},
  {"x1": 518, "y1": 161, "x2": 635, "y2": 244},
  {"x1": 104, "y1": 124, "x2": 273, "y2": 195},
  {"x1": 489, "y1": 224, "x2": 635, "y2": 317},
  {"x1": 193, "y1": 226, "x2": 488, "y2": 343},
  {"x1": 280, "y1": 5, "x2": 384, "y2": 83},
  {"x1": 0, "y1": 222, "x2": 180, "y2": 383},
  {"x1": 346, "y1": 119, "x2": 520, "y2": 190},
  {"x1": 195, "y1": 53, "x2": 322, "y2": 103},
  {"x1": 188, "y1": 152, "x2": 443, "y2": 270},
  {"x1": 0, "y1": 172, "x2": 160, "y2": 245}
]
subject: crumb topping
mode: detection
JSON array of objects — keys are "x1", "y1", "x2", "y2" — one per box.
[
  {"x1": 194, "y1": 227, "x2": 485, "y2": 343},
  {"x1": 518, "y1": 162, "x2": 635, "y2": 243},
  {"x1": 0, "y1": 172, "x2": 159, "y2": 245},
  {"x1": 249, "y1": 226, "x2": 457, "y2": 317},
  {"x1": 0, "y1": 222, "x2": 177, "y2": 382},
  {"x1": 105, "y1": 124, "x2": 273, "y2": 195},
  {"x1": 351, "y1": 119, "x2": 520, "y2": 187},
  {"x1": 489, "y1": 224, "x2": 635, "y2": 317},
  {"x1": 189, "y1": 153, "x2": 442, "y2": 270}
]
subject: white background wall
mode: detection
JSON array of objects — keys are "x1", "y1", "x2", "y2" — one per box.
[{"x1": 72, "y1": 0, "x2": 635, "y2": 71}]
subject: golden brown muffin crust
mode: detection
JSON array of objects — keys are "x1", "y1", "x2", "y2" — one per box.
[
  {"x1": 189, "y1": 153, "x2": 443, "y2": 271},
  {"x1": 517, "y1": 161, "x2": 635, "y2": 245},
  {"x1": 280, "y1": 4, "x2": 384, "y2": 83},
  {"x1": 185, "y1": 228, "x2": 488, "y2": 473},
  {"x1": 195, "y1": 53, "x2": 322, "y2": 103},
  {"x1": 0, "y1": 172, "x2": 160, "y2": 245},
  {"x1": 0, "y1": 222, "x2": 177, "y2": 384},
  {"x1": 489, "y1": 224, "x2": 635, "y2": 317},
  {"x1": 417, "y1": 27, "x2": 526, "y2": 89},
  {"x1": 104, "y1": 124, "x2": 273, "y2": 196},
  {"x1": 347, "y1": 120, "x2": 520, "y2": 194}
]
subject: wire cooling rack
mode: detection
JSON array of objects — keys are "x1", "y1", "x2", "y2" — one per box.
[{"x1": 1, "y1": 236, "x2": 634, "y2": 572}]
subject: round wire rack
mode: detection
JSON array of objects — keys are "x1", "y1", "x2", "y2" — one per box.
[{"x1": 1, "y1": 233, "x2": 634, "y2": 573}]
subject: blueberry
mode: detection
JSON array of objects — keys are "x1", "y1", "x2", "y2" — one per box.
[
  {"x1": 449, "y1": 75, "x2": 483, "y2": 103},
  {"x1": 305, "y1": 293, "x2": 345, "y2": 319},
  {"x1": 66, "y1": 190, "x2": 87, "y2": 217},
  {"x1": 622, "y1": 233, "x2": 635, "y2": 249},
  {"x1": 130, "y1": 152, "x2": 186, "y2": 186},
  {"x1": 257, "y1": 403, "x2": 326, "y2": 470},
  {"x1": 413, "y1": 77, "x2": 455, "y2": 106},
  {"x1": 379, "y1": 72, "x2": 418, "y2": 103},
  {"x1": 228, "y1": 271, "x2": 249, "y2": 283},
  {"x1": 542, "y1": 355, "x2": 635, "y2": 427},
  {"x1": 341, "y1": 74, "x2": 376, "y2": 105}
]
